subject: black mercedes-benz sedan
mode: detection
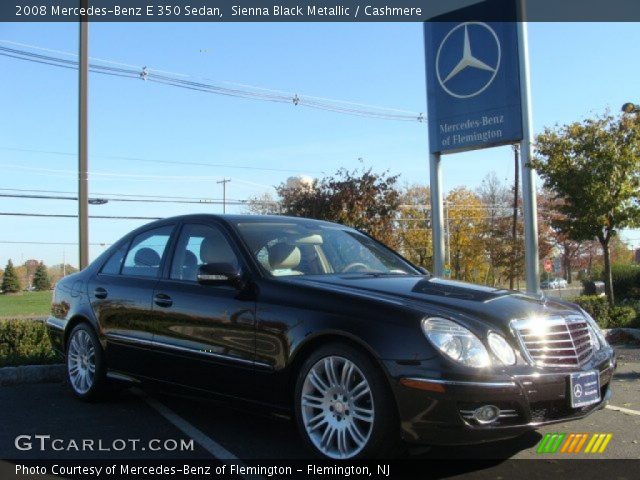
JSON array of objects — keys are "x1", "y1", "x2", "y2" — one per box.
[{"x1": 47, "y1": 214, "x2": 616, "y2": 459}]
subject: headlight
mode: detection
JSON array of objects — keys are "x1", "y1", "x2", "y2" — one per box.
[
  {"x1": 487, "y1": 332, "x2": 516, "y2": 365},
  {"x1": 421, "y1": 317, "x2": 491, "y2": 368},
  {"x1": 581, "y1": 309, "x2": 608, "y2": 350}
]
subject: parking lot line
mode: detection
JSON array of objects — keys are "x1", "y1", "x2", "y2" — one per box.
[
  {"x1": 138, "y1": 391, "x2": 265, "y2": 480},
  {"x1": 605, "y1": 405, "x2": 640, "y2": 416}
]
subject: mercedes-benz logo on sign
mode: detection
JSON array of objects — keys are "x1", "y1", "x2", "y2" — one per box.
[
  {"x1": 436, "y1": 22, "x2": 501, "y2": 99},
  {"x1": 574, "y1": 384, "x2": 583, "y2": 398}
]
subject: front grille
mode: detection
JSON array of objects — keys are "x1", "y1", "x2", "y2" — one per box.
[{"x1": 512, "y1": 315, "x2": 594, "y2": 368}]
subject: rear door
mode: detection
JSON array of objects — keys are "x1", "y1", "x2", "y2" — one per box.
[{"x1": 88, "y1": 224, "x2": 175, "y2": 378}]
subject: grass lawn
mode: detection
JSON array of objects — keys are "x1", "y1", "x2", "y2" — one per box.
[{"x1": 0, "y1": 291, "x2": 52, "y2": 318}]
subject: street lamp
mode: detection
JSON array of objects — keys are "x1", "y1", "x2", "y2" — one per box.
[{"x1": 622, "y1": 102, "x2": 639, "y2": 114}]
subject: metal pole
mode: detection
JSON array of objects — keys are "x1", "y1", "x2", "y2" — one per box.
[
  {"x1": 216, "y1": 178, "x2": 230, "y2": 214},
  {"x1": 517, "y1": 20, "x2": 540, "y2": 294},
  {"x1": 429, "y1": 152, "x2": 445, "y2": 276},
  {"x1": 78, "y1": 6, "x2": 89, "y2": 270},
  {"x1": 510, "y1": 145, "x2": 519, "y2": 290}
]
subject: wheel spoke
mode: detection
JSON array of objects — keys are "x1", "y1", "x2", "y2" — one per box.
[
  {"x1": 324, "y1": 358, "x2": 339, "y2": 387},
  {"x1": 309, "y1": 369, "x2": 329, "y2": 393},
  {"x1": 302, "y1": 394, "x2": 324, "y2": 408},
  {"x1": 350, "y1": 380, "x2": 369, "y2": 401},
  {"x1": 351, "y1": 406, "x2": 374, "y2": 423},
  {"x1": 347, "y1": 422, "x2": 366, "y2": 447},
  {"x1": 336, "y1": 428, "x2": 348, "y2": 457},
  {"x1": 340, "y1": 362, "x2": 354, "y2": 389},
  {"x1": 320, "y1": 424, "x2": 335, "y2": 449}
]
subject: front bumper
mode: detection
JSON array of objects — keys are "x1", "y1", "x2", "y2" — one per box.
[{"x1": 386, "y1": 349, "x2": 616, "y2": 445}]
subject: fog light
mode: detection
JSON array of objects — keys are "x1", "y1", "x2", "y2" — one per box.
[{"x1": 474, "y1": 405, "x2": 500, "y2": 424}]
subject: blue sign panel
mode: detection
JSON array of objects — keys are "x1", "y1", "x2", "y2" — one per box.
[{"x1": 425, "y1": 21, "x2": 523, "y2": 154}]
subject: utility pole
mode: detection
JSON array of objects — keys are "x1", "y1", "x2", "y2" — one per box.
[
  {"x1": 78, "y1": 2, "x2": 89, "y2": 269},
  {"x1": 511, "y1": 145, "x2": 520, "y2": 290},
  {"x1": 216, "y1": 178, "x2": 231, "y2": 214}
]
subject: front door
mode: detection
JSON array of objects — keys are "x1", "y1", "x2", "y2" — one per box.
[{"x1": 150, "y1": 222, "x2": 256, "y2": 398}]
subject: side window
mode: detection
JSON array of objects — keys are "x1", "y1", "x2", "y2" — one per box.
[
  {"x1": 170, "y1": 224, "x2": 239, "y2": 281},
  {"x1": 100, "y1": 242, "x2": 129, "y2": 275},
  {"x1": 121, "y1": 225, "x2": 173, "y2": 278}
]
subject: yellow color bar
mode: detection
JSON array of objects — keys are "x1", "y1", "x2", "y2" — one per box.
[
  {"x1": 598, "y1": 434, "x2": 613, "y2": 453},
  {"x1": 590, "y1": 434, "x2": 606, "y2": 453},
  {"x1": 584, "y1": 433, "x2": 599, "y2": 453}
]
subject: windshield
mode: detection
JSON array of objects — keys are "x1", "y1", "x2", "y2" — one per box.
[{"x1": 234, "y1": 221, "x2": 419, "y2": 277}]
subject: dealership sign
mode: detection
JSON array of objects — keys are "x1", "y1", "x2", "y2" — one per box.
[{"x1": 425, "y1": 21, "x2": 523, "y2": 153}]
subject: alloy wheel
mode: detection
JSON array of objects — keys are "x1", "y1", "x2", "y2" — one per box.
[
  {"x1": 67, "y1": 329, "x2": 96, "y2": 395},
  {"x1": 301, "y1": 355, "x2": 374, "y2": 459}
]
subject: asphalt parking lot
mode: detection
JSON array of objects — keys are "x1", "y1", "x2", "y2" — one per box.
[{"x1": 1, "y1": 345, "x2": 638, "y2": 477}]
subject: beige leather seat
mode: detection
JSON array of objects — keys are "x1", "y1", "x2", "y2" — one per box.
[{"x1": 267, "y1": 243, "x2": 303, "y2": 276}]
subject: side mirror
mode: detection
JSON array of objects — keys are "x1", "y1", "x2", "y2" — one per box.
[
  {"x1": 197, "y1": 263, "x2": 243, "y2": 288},
  {"x1": 417, "y1": 266, "x2": 429, "y2": 275}
]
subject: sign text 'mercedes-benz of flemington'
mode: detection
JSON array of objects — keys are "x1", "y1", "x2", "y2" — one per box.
[{"x1": 424, "y1": 21, "x2": 523, "y2": 154}]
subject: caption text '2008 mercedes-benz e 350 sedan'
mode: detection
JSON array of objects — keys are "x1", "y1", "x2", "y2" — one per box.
[{"x1": 47, "y1": 214, "x2": 616, "y2": 459}]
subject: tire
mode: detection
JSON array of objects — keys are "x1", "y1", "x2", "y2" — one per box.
[
  {"x1": 294, "y1": 342, "x2": 399, "y2": 459},
  {"x1": 65, "y1": 323, "x2": 108, "y2": 402}
]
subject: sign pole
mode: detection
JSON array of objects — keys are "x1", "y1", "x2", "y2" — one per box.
[
  {"x1": 516, "y1": 19, "x2": 540, "y2": 294},
  {"x1": 429, "y1": 152, "x2": 445, "y2": 276}
]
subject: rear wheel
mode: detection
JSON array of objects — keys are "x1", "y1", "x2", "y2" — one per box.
[
  {"x1": 294, "y1": 343, "x2": 399, "y2": 459},
  {"x1": 66, "y1": 323, "x2": 107, "y2": 401}
]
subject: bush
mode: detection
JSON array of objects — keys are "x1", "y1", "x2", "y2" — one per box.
[
  {"x1": 608, "y1": 306, "x2": 638, "y2": 328},
  {"x1": 574, "y1": 295, "x2": 610, "y2": 328},
  {"x1": 610, "y1": 264, "x2": 640, "y2": 300},
  {"x1": 0, "y1": 319, "x2": 60, "y2": 367}
]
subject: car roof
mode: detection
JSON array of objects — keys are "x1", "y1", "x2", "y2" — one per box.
[{"x1": 130, "y1": 214, "x2": 345, "y2": 232}]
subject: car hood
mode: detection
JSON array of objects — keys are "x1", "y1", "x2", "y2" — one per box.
[{"x1": 285, "y1": 274, "x2": 579, "y2": 329}]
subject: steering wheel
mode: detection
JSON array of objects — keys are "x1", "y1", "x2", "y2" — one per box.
[{"x1": 341, "y1": 262, "x2": 372, "y2": 273}]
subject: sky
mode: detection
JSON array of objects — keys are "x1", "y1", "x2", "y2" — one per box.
[{"x1": 0, "y1": 21, "x2": 639, "y2": 268}]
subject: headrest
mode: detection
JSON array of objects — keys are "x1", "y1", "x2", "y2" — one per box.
[
  {"x1": 183, "y1": 250, "x2": 198, "y2": 268},
  {"x1": 268, "y1": 243, "x2": 301, "y2": 270},
  {"x1": 200, "y1": 234, "x2": 238, "y2": 266},
  {"x1": 134, "y1": 248, "x2": 160, "y2": 267}
]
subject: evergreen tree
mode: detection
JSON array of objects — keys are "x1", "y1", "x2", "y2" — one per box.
[
  {"x1": 33, "y1": 262, "x2": 51, "y2": 291},
  {"x1": 1, "y1": 260, "x2": 21, "y2": 293}
]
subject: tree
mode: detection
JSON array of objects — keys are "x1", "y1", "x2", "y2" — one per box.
[
  {"x1": 1, "y1": 260, "x2": 21, "y2": 293},
  {"x1": 396, "y1": 185, "x2": 432, "y2": 268},
  {"x1": 245, "y1": 192, "x2": 281, "y2": 215},
  {"x1": 277, "y1": 167, "x2": 401, "y2": 247},
  {"x1": 33, "y1": 262, "x2": 51, "y2": 291},
  {"x1": 446, "y1": 187, "x2": 488, "y2": 283},
  {"x1": 531, "y1": 112, "x2": 640, "y2": 304}
]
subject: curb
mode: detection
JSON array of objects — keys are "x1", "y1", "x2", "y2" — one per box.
[{"x1": 0, "y1": 364, "x2": 64, "y2": 386}]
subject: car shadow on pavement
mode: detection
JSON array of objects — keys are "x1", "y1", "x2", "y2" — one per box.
[{"x1": 411, "y1": 430, "x2": 542, "y2": 460}]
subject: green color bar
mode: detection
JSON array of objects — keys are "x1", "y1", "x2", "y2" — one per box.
[
  {"x1": 544, "y1": 434, "x2": 559, "y2": 453},
  {"x1": 549, "y1": 433, "x2": 566, "y2": 453},
  {"x1": 537, "y1": 433, "x2": 552, "y2": 454}
]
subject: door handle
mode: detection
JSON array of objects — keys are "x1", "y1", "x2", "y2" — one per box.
[
  {"x1": 154, "y1": 293, "x2": 173, "y2": 308},
  {"x1": 94, "y1": 287, "x2": 108, "y2": 299}
]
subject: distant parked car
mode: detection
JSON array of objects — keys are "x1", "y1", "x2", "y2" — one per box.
[
  {"x1": 540, "y1": 279, "x2": 557, "y2": 289},
  {"x1": 553, "y1": 278, "x2": 568, "y2": 289},
  {"x1": 540, "y1": 278, "x2": 567, "y2": 289}
]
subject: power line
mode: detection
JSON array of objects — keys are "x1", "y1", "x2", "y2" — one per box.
[
  {"x1": 0, "y1": 43, "x2": 425, "y2": 123},
  {"x1": 0, "y1": 146, "x2": 323, "y2": 175},
  {"x1": 0, "y1": 240, "x2": 112, "y2": 246},
  {"x1": 0, "y1": 212, "x2": 160, "y2": 220}
]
